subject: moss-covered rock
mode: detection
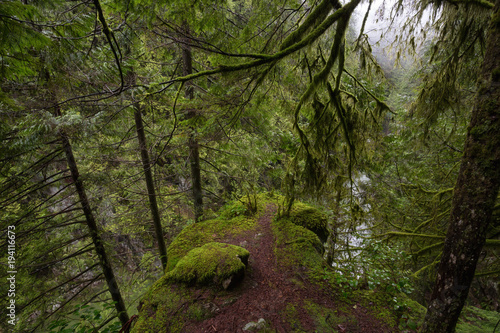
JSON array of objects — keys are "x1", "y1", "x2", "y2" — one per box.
[
  {"x1": 288, "y1": 202, "x2": 328, "y2": 243},
  {"x1": 273, "y1": 216, "x2": 325, "y2": 267},
  {"x1": 166, "y1": 210, "x2": 256, "y2": 272},
  {"x1": 133, "y1": 282, "x2": 211, "y2": 333},
  {"x1": 165, "y1": 242, "x2": 249, "y2": 288}
]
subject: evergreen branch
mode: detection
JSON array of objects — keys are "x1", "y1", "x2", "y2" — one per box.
[
  {"x1": 17, "y1": 208, "x2": 84, "y2": 239},
  {"x1": 31, "y1": 220, "x2": 86, "y2": 233},
  {"x1": 9, "y1": 181, "x2": 74, "y2": 229},
  {"x1": 81, "y1": 289, "x2": 110, "y2": 307},
  {"x1": 0, "y1": 172, "x2": 71, "y2": 207},
  {"x1": 30, "y1": 273, "x2": 104, "y2": 333},
  {"x1": 150, "y1": 24, "x2": 269, "y2": 60},
  {"x1": 0, "y1": 149, "x2": 63, "y2": 193},
  {"x1": 27, "y1": 243, "x2": 94, "y2": 270},
  {"x1": 19, "y1": 263, "x2": 100, "y2": 311}
]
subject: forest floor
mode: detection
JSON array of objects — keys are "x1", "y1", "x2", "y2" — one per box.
[{"x1": 181, "y1": 205, "x2": 396, "y2": 333}]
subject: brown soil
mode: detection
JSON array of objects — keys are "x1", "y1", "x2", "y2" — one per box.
[{"x1": 181, "y1": 205, "x2": 396, "y2": 332}]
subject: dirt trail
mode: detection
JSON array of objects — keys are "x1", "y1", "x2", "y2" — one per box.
[{"x1": 183, "y1": 205, "x2": 393, "y2": 333}]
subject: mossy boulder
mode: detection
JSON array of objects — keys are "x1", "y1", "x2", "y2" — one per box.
[
  {"x1": 273, "y1": 216, "x2": 325, "y2": 264},
  {"x1": 133, "y1": 283, "x2": 211, "y2": 332},
  {"x1": 288, "y1": 202, "x2": 328, "y2": 244},
  {"x1": 165, "y1": 242, "x2": 250, "y2": 289},
  {"x1": 166, "y1": 211, "x2": 256, "y2": 272}
]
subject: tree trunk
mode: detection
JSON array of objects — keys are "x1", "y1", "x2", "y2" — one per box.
[
  {"x1": 420, "y1": 2, "x2": 500, "y2": 332},
  {"x1": 181, "y1": 23, "x2": 203, "y2": 222},
  {"x1": 133, "y1": 105, "x2": 168, "y2": 270},
  {"x1": 59, "y1": 128, "x2": 130, "y2": 326}
]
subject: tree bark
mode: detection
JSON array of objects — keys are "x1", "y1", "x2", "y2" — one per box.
[
  {"x1": 181, "y1": 23, "x2": 203, "y2": 222},
  {"x1": 46, "y1": 61, "x2": 130, "y2": 325},
  {"x1": 59, "y1": 128, "x2": 130, "y2": 326},
  {"x1": 420, "y1": 2, "x2": 500, "y2": 332},
  {"x1": 133, "y1": 105, "x2": 168, "y2": 270}
]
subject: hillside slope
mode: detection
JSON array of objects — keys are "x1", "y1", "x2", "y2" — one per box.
[{"x1": 132, "y1": 194, "x2": 420, "y2": 332}]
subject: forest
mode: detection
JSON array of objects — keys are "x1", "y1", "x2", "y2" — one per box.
[{"x1": 0, "y1": 0, "x2": 499, "y2": 332}]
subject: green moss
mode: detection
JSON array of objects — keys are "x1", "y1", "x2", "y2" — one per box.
[
  {"x1": 303, "y1": 300, "x2": 351, "y2": 332},
  {"x1": 166, "y1": 214, "x2": 255, "y2": 271},
  {"x1": 272, "y1": 218, "x2": 324, "y2": 269},
  {"x1": 288, "y1": 202, "x2": 328, "y2": 242},
  {"x1": 240, "y1": 191, "x2": 284, "y2": 213},
  {"x1": 218, "y1": 200, "x2": 250, "y2": 219},
  {"x1": 132, "y1": 283, "x2": 205, "y2": 333},
  {"x1": 456, "y1": 306, "x2": 500, "y2": 333},
  {"x1": 355, "y1": 290, "x2": 398, "y2": 326},
  {"x1": 353, "y1": 289, "x2": 426, "y2": 330},
  {"x1": 165, "y1": 242, "x2": 249, "y2": 286},
  {"x1": 165, "y1": 193, "x2": 285, "y2": 272},
  {"x1": 283, "y1": 304, "x2": 303, "y2": 331}
]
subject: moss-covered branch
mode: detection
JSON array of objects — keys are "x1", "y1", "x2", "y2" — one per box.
[
  {"x1": 475, "y1": 269, "x2": 500, "y2": 277},
  {"x1": 280, "y1": 0, "x2": 339, "y2": 50},
  {"x1": 442, "y1": 0, "x2": 494, "y2": 9},
  {"x1": 414, "y1": 242, "x2": 445, "y2": 257},
  {"x1": 378, "y1": 231, "x2": 445, "y2": 239},
  {"x1": 484, "y1": 239, "x2": 500, "y2": 246},
  {"x1": 412, "y1": 210, "x2": 450, "y2": 233},
  {"x1": 378, "y1": 232, "x2": 500, "y2": 247},
  {"x1": 343, "y1": 69, "x2": 393, "y2": 114},
  {"x1": 157, "y1": 0, "x2": 362, "y2": 86},
  {"x1": 413, "y1": 255, "x2": 442, "y2": 277}
]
